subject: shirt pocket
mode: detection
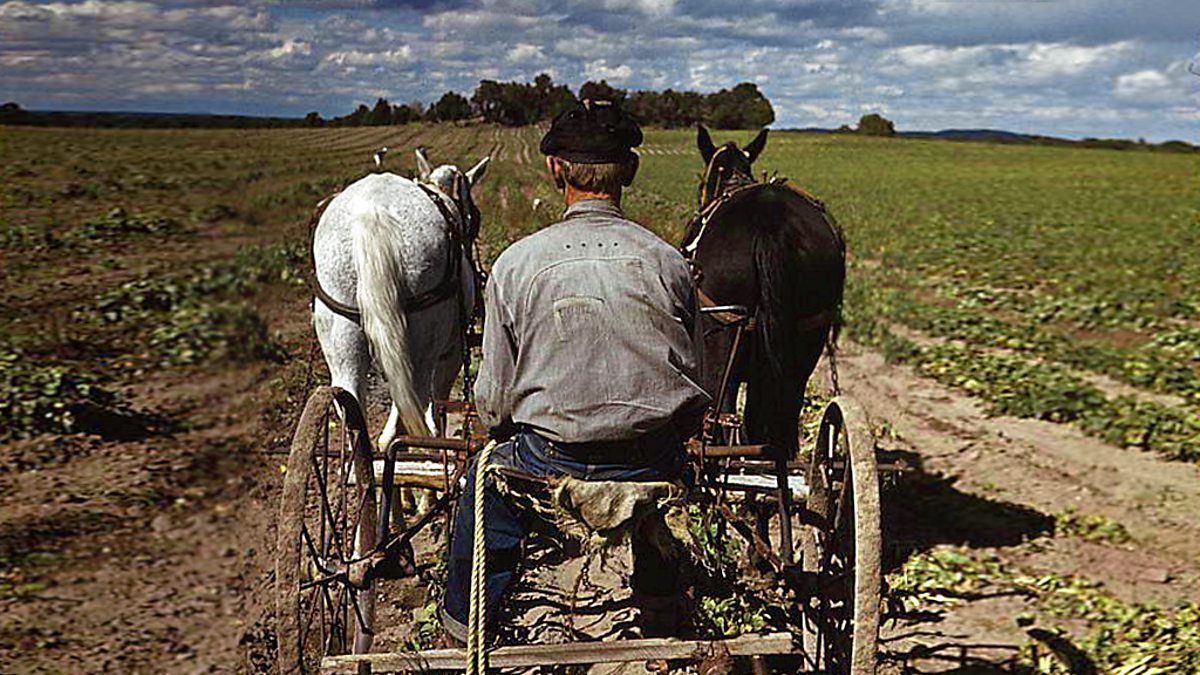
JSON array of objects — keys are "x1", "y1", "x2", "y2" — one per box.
[
  {"x1": 551, "y1": 295, "x2": 613, "y2": 408},
  {"x1": 552, "y1": 296, "x2": 606, "y2": 344}
]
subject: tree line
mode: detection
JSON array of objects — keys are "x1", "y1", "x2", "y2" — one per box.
[
  {"x1": 1, "y1": 99, "x2": 1194, "y2": 154},
  {"x1": 316, "y1": 74, "x2": 775, "y2": 129}
]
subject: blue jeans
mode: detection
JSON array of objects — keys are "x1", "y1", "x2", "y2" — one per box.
[{"x1": 440, "y1": 428, "x2": 685, "y2": 640}]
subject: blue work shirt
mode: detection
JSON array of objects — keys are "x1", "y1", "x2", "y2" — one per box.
[{"x1": 474, "y1": 198, "x2": 710, "y2": 445}]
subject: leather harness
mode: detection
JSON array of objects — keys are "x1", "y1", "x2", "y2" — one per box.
[
  {"x1": 307, "y1": 179, "x2": 480, "y2": 325},
  {"x1": 682, "y1": 159, "x2": 838, "y2": 333}
]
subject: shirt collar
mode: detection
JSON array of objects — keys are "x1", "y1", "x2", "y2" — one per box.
[{"x1": 563, "y1": 198, "x2": 624, "y2": 220}]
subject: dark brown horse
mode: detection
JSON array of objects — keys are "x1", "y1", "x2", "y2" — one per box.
[{"x1": 682, "y1": 126, "x2": 845, "y2": 456}]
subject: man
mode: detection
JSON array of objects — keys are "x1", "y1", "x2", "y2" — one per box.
[{"x1": 440, "y1": 100, "x2": 710, "y2": 642}]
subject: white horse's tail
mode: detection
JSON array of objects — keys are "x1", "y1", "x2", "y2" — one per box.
[{"x1": 352, "y1": 204, "x2": 430, "y2": 438}]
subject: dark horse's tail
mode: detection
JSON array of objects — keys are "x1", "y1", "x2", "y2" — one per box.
[{"x1": 750, "y1": 188, "x2": 846, "y2": 383}]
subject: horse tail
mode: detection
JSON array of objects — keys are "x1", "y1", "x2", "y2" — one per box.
[
  {"x1": 351, "y1": 204, "x2": 430, "y2": 438},
  {"x1": 752, "y1": 224, "x2": 803, "y2": 382}
]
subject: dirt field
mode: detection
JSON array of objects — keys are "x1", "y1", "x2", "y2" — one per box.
[{"x1": 1, "y1": 124, "x2": 1197, "y2": 674}]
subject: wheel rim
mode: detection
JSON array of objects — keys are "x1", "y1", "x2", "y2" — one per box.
[
  {"x1": 278, "y1": 387, "x2": 378, "y2": 674},
  {"x1": 801, "y1": 397, "x2": 881, "y2": 674}
]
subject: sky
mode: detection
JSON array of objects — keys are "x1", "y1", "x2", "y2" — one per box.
[{"x1": 1, "y1": 0, "x2": 1198, "y2": 140}]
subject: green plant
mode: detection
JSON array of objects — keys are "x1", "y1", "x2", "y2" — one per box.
[
  {"x1": 92, "y1": 241, "x2": 305, "y2": 325},
  {"x1": 1053, "y1": 509, "x2": 1132, "y2": 545},
  {"x1": 0, "y1": 220, "x2": 63, "y2": 251},
  {"x1": 891, "y1": 545, "x2": 1200, "y2": 674},
  {"x1": 79, "y1": 207, "x2": 182, "y2": 240},
  {"x1": 0, "y1": 349, "x2": 123, "y2": 440},
  {"x1": 693, "y1": 593, "x2": 767, "y2": 638},
  {"x1": 151, "y1": 302, "x2": 282, "y2": 365}
]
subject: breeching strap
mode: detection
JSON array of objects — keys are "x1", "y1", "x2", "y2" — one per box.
[{"x1": 307, "y1": 182, "x2": 477, "y2": 325}]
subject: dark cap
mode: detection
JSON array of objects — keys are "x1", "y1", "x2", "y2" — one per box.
[{"x1": 539, "y1": 100, "x2": 643, "y2": 164}]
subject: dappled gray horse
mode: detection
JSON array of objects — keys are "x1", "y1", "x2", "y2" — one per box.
[{"x1": 312, "y1": 148, "x2": 489, "y2": 450}]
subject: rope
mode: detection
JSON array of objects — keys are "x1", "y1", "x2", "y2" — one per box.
[{"x1": 467, "y1": 440, "x2": 498, "y2": 675}]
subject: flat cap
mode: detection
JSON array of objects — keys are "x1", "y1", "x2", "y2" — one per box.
[{"x1": 539, "y1": 100, "x2": 642, "y2": 164}]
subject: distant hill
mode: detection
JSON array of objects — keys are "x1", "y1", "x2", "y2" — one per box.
[
  {"x1": 782, "y1": 125, "x2": 1197, "y2": 153},
  {"x1": 899, "y1": 128, "x2": 1029, "y2": 142}
]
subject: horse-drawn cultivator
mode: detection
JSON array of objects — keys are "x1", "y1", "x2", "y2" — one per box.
[
  {"x1": 276, "y1": 336, "x2": 889, "y2": 674},
  {"x1": 277, "y1": 130, "x2": 891, "y2": 673}
]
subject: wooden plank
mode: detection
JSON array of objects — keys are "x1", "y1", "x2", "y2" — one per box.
[{"x1": 321, "y1": 633, "x2": 795, "y2": 673}]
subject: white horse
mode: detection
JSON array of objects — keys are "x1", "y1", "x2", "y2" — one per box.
[{"x1": 312, "y1": 148, "x2": 489, "y2": 452}]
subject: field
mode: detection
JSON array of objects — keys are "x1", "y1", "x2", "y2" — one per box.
[{"x1": 1, "y1": 123, "x2": 1198, "y2": 673}]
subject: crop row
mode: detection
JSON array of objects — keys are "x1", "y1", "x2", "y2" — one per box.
[
  {"x1": 853, "y1": 265, "x2": 1200, "y2": 409},
  {"x1": 891, "y1": 545, "x2": 1200, "y2": 673},
  {"x1": 845, "y1": 276, "x2": 1200, "y2": 463}
]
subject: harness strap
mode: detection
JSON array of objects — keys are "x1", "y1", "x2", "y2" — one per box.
[
  {"x1": 681, "y1": 182, "x2": 760, "y2": 256},
  {"x1": 306, "y1": 194, "x2": 364, "y2": 322}
]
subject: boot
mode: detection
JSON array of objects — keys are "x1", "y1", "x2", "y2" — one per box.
[{"x1": 632, "y1": 592, "x2": 680, "y2": 638}]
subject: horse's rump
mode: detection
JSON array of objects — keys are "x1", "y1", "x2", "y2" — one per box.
[{"x1": 695, "y1": 183, "x2": 845, "y2": 369}]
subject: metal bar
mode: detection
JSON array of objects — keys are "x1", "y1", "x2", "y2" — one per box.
[
  {"x1": 716, "y1": 459, "x2": 806, "y2": 473},
  {"x1": 711, "y1": 323, "x2": 745, "y2": 422},
  {"x1": 776, "y1": 457, "x2": 795, "y2": 566},
  {"x1": 386, "y1": 450, "x2": 459, "y2": 463},
  {"x1": 386, "y1": 435, "x2": 484, "y2": 453},
  {"x1": 321, "y1": 633, "x2": 796, "y2": 673},
  {"x1": 700, "y1": 304, "x2": 751, "y2": 316},
  {"x1": 435, "y1": 400, "x2": 472, "y2": 414},
  {"x1": 698, "y1": 481, "x2": 781, "y2": 496},
  {"x1": 374, "y1": 473, "x2": 455, "y2": 491},
  {"x1": 690, "y1": 444, "x2": 779, "y2": 459},
  {"x1": 376, "y1": 439, "x2": 398, "y2": 548}
]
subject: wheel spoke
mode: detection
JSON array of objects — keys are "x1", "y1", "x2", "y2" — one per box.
[
  {"x1": 324, "y1": 579, "x2": 349, "y2": 655},
  {"x1": 312, "y1": 446, "x2": 347, "y2": 562},
  {"x1": 299, "y1": 584, "x2": 323, "y2": 655},
  {"x1": 353, "y1": 486, "x2": 373, "y2": 560},
  {"x1": 300, "y1": 522, "x2": 324, "y2": 570},
  {"x1": 350, "y1": 586, "x2": 372, "y2": 639}
]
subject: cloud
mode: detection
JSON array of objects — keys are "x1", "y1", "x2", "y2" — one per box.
[
  {"x1": 583, "y1": 60, "x2": 633, "y2": 82},
  {"x1": 1113, "y1": 63, "x2": 1198, "y2": 107},
  {"x1": 0, "y1": 0, "x2": 1196, "y2": 140},
  {"x1": 883, "y1": 0, "x2": 1200, "y2": 46},
  {"x1": 593, "y1": 0, "x2": 676, "y2": 17},
  {"x1": 507, "y1": 43, "x2": 546, "y2": 63},
  {"x1": 324, "y1": 46, "x2": 414, "y2": 67}
]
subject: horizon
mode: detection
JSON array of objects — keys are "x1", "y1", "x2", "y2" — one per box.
[
  {"x1": 2, "y1": 1, "x2": 1198, "y2": 143},
  {"x1": 8, "y1": 101, "x2": 1195, "y2": 144}
]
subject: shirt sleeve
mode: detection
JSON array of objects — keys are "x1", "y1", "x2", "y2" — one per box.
[
  {"x1": 685, "y1": 280, "x2": 704, "y2": 383},
  {"x1": 473, "y1": 270, "x2": 518, "y2": 438},
  {"x1": 669, "y1": 255, "x2": 710, "y2": 436}
]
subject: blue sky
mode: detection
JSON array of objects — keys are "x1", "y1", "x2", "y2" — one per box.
[{"x1": 1, "y1": 0, "x2": 1197, "y2": 140}]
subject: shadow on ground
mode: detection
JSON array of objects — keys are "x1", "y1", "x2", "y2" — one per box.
[
  {"x1": 874, "y1": 449, "x2": 1093, "y2": 674},
  {"x1": 879, "y1": 449, "x2": 1054, "y2": 572}
]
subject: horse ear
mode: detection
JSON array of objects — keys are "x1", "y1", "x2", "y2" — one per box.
[
  {"x1": 745, "y1": 128, "x2": 769, "y2": 163},
  {"x1": 415, "y1": 147, "x2": 433, "y2": 181},
  {"x1": 697, "y1": 125, "x2": 716, "y2": 164},
  {"x1": 465, "y1": 156, "x2": 490, "y2": 187}
]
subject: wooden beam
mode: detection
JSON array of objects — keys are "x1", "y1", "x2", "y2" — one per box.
[{"x1": 321, "y1": 633, "x2": 795, "y2": 673}]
